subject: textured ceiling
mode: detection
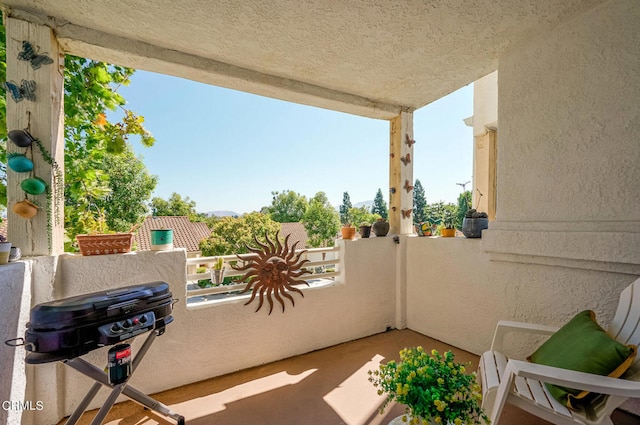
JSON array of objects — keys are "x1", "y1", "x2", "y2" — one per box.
[{"x1": 1, "y1": 0, "x2": 605, "y2": 118}]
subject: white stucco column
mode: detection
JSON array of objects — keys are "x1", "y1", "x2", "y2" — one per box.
[
  {"x1": 6, "y1": 16, "x2": 65, "y2": 255},
  {"x1": 389, "y1": 110, "x2": 414, "y2": 235}
]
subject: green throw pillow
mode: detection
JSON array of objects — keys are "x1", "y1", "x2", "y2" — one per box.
[{"x1": 528, "y1": 310, "x2": 636, "y2": 410}]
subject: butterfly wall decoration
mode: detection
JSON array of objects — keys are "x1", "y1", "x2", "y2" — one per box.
[
  {"x1": 401, "y1": 209, "x2": 412, "y2": 219},
  {"x1": 404, "y1": 179, "x2": 414, "y2": 193},
  {"x1": 18, "y1": 41, "x2": 54, "y2": 70},
  {"x1": 405, "y1": 134, "x2": 416, "y2": 147},
  {"x1": 4, "y1": 80, "x2": 36, "y2": 103},
  {"x1": 400, "y1": 153, "x2": 411, "y2": 165}
]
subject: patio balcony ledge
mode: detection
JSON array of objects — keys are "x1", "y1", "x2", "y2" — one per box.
[{"x1": 4, "y1": 236, "x2": 639, "y2": 425}]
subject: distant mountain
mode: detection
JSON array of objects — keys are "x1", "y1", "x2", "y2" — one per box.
[
  {"x1": 353, "y1": 200, "x2": 373, "y2": 210},
  {"x1": 207, "y1": 210, "x2": 240, "y2": 217},
  {"x1": 333, "y1": 200, "x2": 374, "y2": 211}
]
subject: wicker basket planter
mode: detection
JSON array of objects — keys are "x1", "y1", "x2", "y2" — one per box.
[{"x1": 76, "y1": 233, "x2": 133, "y2": 256}]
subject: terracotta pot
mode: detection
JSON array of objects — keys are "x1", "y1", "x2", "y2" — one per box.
[
  {"x1": 340, "y1": 226, "x2": 356, "y2": 240},
  {"x1": 12, "y1": 199, "x2": 39, "y2": 218},
  {"x1": 76, "y1": 233, "x2": 133, "y2": 255}
]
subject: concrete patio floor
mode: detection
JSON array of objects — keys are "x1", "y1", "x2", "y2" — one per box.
[{"x1": 57, "y1": 329, "x2": 638, "y2": 425}]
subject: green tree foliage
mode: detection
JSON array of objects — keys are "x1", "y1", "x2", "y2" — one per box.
[
  {"x1": 413, "y1": 179, "x2": 428, "y2": 224},
  {"x1": 423, "y1": 201, "x2": 457, "y2": 233},
  {"x1": 371, "y1": 188, "x2": 388, "y2": 219},
  {"x1": 199, "y1": 212, "x2": 280, "y2": 256},
  {"x1": 302, "y1": 192, "x2": 340, "y2": 248},
  {"x1": 0, "y1": 17, "x2": 156, "y2": 247},
  {"x1": 265, "y1": 190, "x2": 308, "y2": 223},
  {"x1": 95, "y1": 146, "x2": 157, "y2": 232},
  {"x1": 456, "y1": 190, "x2": 472, "y2": 229},
  {"x1": 339, "y1": 191, "x2": 352, "y2": 225},
  {"x1": 0, "y1": 28, "x2": 155, "y2": 240},
  {"x1": 62, "y1": 56, "x2": 155, "y2": 244},
  {"x1": 348, "y1": 206, "x2": 379, "y2": 227},
  {"x1": 151, "y1": 193, "x2": 199, "y2": 219}
]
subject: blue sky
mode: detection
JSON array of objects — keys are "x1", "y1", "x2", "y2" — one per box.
[{"x1": 113, "y1": 71, "x2": 473, "y2": 214}]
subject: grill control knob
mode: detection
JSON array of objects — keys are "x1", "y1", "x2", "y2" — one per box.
[
  {"x1": 122, "y1": 319, "x2": 133, "y2": 329},
  {"x1": 139, "y1": 314, "x2": 148, "y2": 324},
  {"x1": 110, "y1": 323, "x2": 121, "y2": 333}
]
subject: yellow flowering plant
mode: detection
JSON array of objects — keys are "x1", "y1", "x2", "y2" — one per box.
[{"x1": 368, "y1": 347, "x2": 489, "y2": 425}]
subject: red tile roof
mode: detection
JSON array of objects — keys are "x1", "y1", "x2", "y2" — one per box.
[
  {"x1": 280, "y1": 222, "x2": 308, "y2": 249},
  {"x1": 134, "y1": 216, "x2": 211, "y2": 252}
]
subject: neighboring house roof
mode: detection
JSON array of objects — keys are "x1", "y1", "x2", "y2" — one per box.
[
  {"x1": 280, "y1": 222, "x2": 308, "y2": 249},
  {"x1": 134, "y1": 216, "x2": 211, "y2": 252}
]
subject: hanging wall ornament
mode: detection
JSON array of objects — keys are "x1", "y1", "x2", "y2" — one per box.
[
  {"x1": 18, "y1": 41, "x2": 54, "y2": 70},
  {"x1": 21, "y1": 177, "x2": 47, "y2": 195},
  {"x1": 404, "y1": 179, "x2": 414, "y2": 193},
  {"x1": 8, "y1": 154, "x2": 34, "y2": 172},
  {"x1": 12, "y1": 199, "x2": 39, "y2": 219},
  {"x1": 233, "y1": 231, "x2": 310, "y2": 314},
  {"x1": 8, "y1": 129, "x2": 35, "y2": 147},
  {"x1": 4, "y1": 80, "x2": 36, "y2": 102},
  {"x1": 405, "y1": 134, "x2": 416, "y2": 147}
]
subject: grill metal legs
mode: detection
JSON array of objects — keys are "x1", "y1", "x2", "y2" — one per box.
[{"x1": 62, "y1": 330, "x2": 185, "y2": 425}]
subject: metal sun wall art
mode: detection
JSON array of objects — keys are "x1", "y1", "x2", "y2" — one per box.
[{"x1": 233, "y1": 232, "x2": 310, "y2": 315}]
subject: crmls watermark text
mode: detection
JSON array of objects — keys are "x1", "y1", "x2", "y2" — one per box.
[{"x1": 2, "y1": 400, "x2": 44, "y2": 411}]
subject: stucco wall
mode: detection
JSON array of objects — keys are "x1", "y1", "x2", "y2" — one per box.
[
  {"x1": 0, "y1": 262, "x2": 32, "y2": 425},
  {"x1": 488, "y1": 0, "x2": 640, "y2": 274},
  {"x1": 26, "y1": 238, "x2": 396, "y2": 424},
  {"x1": 472, "y1": 71, "x2": 497, "y2": 137},
  {"x1": 406, "y1": 0, "x2": 640, "y2": 357},
  {"x1": 406, "y1": 237, "x2": 495, "y2": 355},
  {"x1": 497, "y1": 0, "x2": 640, "y2": 224}
]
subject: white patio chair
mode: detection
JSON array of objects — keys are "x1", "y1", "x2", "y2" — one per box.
[{"x1": 479, "y1": 277, "x2": 640, "y2": 425}]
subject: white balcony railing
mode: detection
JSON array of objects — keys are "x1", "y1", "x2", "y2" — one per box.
[{"x1": 185, "y1": 246, "x2": 340, "y2": 306}]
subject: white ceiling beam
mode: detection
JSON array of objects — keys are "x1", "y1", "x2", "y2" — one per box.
[{"x1": 6, "y1": 7, "x2": 406, "y2": 120}]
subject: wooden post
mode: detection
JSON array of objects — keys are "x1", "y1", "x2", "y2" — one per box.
[
  {"x1": 6, "y1": 17, "x2": 65, "y2": 255},
  {"x1": 389, "y1": 111, "x2": 414, "y2": 235}
]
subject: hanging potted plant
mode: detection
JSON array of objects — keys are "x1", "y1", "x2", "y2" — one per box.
[{"x1": 369, "y1": 347, "x2": 488, "y2": 425}]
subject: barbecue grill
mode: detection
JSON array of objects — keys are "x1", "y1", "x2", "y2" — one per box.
[{"x1": 5, "y1": 281, "x2": 185, "y2": 425}]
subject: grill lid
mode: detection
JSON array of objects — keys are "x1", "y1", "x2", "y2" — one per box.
[{"x1": 28, "y1": 282, "x2": 171, "y2": 330}]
